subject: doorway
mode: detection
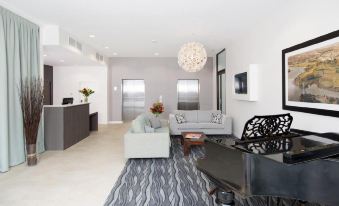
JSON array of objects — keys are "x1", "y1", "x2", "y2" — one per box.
[
  {"x1": 217, "y1": 49, "x2": 226, "y2": 114},
  {"x1": 43, "y1": 65, "x2": 53, "y2": 105}
]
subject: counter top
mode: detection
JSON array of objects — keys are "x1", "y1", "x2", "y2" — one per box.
[{"x1": 44, "y1": 103, "x2": 90, "y2": 108}]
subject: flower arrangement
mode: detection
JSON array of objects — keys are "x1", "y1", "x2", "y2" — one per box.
[
  {"x1": 79, "y1": 88, "x2": 95, "y2": 102},
  {"x1": 150, "y1": 101, "x2": 164, "y2": 117}
]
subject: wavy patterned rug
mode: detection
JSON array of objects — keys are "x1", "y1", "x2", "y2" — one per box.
[{"x1": 104, "y1": 137, "x2": 217, "y2": 206}]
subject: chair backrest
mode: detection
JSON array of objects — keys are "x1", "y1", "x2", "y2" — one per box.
[
  {"x1": 241, "y1": 113, "x2": 293, "y2": 140},
  {"x1": 62, "y1": 97, "x2": 73, "y2": 105}
]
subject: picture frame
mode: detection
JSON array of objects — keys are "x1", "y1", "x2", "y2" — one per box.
[
  {"x1": 232, "y1": 64, "x2": 258, "y2": 101},
  {"x1": 282, "y1": 30, "x2": 339, "y2": 117}
]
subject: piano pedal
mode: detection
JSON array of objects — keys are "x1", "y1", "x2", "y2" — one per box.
[{"x1": 215, "y1": 189, "x2": 235, "y2": 206}]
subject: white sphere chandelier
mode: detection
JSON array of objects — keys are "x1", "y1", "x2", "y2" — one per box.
[{"x1": 178, "y1": 42, "x2": 207, "y2": 72}]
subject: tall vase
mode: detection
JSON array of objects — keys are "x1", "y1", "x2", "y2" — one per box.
[
  {"x1": 84, "y1": 96, "x2": 88, "y2": 103},
  {"x1": 26, "y1": 144, "x2": 37, "y2": 166}
]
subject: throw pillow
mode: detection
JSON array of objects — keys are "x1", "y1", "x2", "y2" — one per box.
[
  {"x1": 150, "y1": 116, "x2": 162, "y2": 129},
  {"x1": 175, "y1": 113, "x2": 186, "y2": 124},
  {"x1": 144, "y1": 117, "x2": 151, "y2": 127},
  {"x1": 211, "y1": 113, "x2": 223, "y2": 124},
  {"x1": 131, "y1": 116, "x2": 146, "y2": 133},
  {"x1": 144, "y1": 125, "x2": 155, "y2": 133}
]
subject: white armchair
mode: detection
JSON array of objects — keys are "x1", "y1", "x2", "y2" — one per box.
[
  {"x1": 124, "y1": 115, "x2": 170, "y2": 159},
  {"x1": 124, "y1": 128, "x2": 170, "y2": 159}
]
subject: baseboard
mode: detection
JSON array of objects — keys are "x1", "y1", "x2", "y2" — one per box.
[{"x1": 108, "y1": 121, "x2": 123, "y2": 124}]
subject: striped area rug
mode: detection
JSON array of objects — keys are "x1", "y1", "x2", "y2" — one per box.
[{"x1": 104, "y1": 137, "x2": 217, "y2": 206}]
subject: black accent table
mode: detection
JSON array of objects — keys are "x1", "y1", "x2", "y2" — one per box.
[{"x1": 89, "y1": 112, "x2": 98, "y2": 131}]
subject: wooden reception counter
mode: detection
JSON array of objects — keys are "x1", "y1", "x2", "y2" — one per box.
[{"x1": 44, "y1": 103, "x2": 90, "y2": 150}]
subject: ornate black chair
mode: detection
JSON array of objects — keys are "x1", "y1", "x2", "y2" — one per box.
[{"x1": 241, "y1": 113, "x2": 294, "y2": 141}]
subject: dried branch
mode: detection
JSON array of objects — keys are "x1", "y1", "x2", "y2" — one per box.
[{"x1": 19, "y1": 77, "x2": 44, "y2": 145}]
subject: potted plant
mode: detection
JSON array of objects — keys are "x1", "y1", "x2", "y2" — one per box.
[
  {"x1": 19, "y1": 77, "x2": 44, "y2": 166},
  {"x1": 79, "y1": 88, "x2": 95, "y2": 102},
  {"x1": 150, "y1": 101, "x2": 164, "y2": 117}
]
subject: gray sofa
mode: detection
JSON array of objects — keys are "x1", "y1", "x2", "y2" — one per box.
[{"x1": 169, "y1": 110, "x2": 232, "y2": 135}]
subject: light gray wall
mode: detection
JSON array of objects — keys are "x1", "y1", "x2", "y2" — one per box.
[
  {"x1": 225, "y1": 1, "x2": 339, "y2": 137},
  {"x1": 108, "y1": 57, "x2": 214, "y2": 121}
]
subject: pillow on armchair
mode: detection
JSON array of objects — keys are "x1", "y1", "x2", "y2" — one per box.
[
  {"x1": 132, "y1": 115, "x2": 146, "y2": 133},
  {"x1": 149, "y1": 116, "x2": 162, "y2": 129},
  {"x1": 144, "y1": 125, "x2": 155, "y2": 133}
]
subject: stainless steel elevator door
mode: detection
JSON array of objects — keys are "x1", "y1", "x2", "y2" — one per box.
[
  {"x1": 122, "y1": 80, "x2": 145, "y2": 121},
  {"x1": 177, "y1": 79, "x2": 200, "y2": 110}
]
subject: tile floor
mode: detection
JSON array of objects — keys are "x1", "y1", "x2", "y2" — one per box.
[{"x1": 0, "y1": 123, "x2": 129, "y2": 206}]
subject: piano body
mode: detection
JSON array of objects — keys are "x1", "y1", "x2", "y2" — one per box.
[{"x1": 197, "y1": 114, "x2": 339, "y2": 206}]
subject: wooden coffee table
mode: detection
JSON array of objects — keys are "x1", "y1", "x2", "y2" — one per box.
[{"x1": 181, "y1": 132, "x2": 207, "y2": 156}]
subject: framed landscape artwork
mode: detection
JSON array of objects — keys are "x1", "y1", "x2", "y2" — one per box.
[{"x1": 282, "y1": 30, "x2": 339, "y2": 117}]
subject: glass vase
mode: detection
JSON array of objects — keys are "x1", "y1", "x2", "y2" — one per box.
[{"x1": 26, "y1": 144, "x2": 37, "y2": 166}]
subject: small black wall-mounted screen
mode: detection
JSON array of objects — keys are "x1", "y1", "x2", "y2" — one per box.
[{"x1": 234, "y1": 72, "x2": 248, "y2": 94}]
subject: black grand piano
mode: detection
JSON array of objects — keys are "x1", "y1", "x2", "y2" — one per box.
[{"x1": 197, "y1": 114, "x2": 339, "y2": 206}]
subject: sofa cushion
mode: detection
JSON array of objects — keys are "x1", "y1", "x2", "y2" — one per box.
[
  {"x1": 197, "y1": 110, "x2": 220, "y2": 122},
  {"x1": 175, "y1": 113, "x2": 186, "y2": 124},
  {"x1": 131, "y1": 115, "x2": 146, "y2": 133},
  {"x1": 144, "y1": 117, "x2": 151, "y2": 127},
  {"x1": 211, "y1": 113, "x2": 223, "y2": 124},
  {"x1": 177, "y1": 123, "x2": 202, "y2": 129},
  {"x1": 174, "y1": 110, "x2": 198, "y2": 123},
  {"x1": 177, "y1": 122, "x2": 225, "y2": 130},
  {"x1": 197, "y1": 111, "x2": 212, "y2": 122},
  {"x1": 197, "y1": 123, "x2": 225, "y2": 129},
  {"x1": 198, "y1": 110, "x2": 218, "y2": 122},
  {"x1": 149, "y1": 116, "x2": 162, "y2": 128},
  {"x1": 139, "y1": 114, "x2": 151, "y2": 127},
  {"x1": 144, "y1": 125, "x2": 155, "y2": 133},
  {"x1": 155, "y1": 127, "x2": 169, "y2": 133}
]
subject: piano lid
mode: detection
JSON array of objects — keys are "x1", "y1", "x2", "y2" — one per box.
[{"x1": 233, "y1": 135, "x2": 339, "y2": 164}]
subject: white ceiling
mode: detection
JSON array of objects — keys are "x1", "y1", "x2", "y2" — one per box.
[{"x1": 2, "y1": 0, "x2": 286, "y2": 57}]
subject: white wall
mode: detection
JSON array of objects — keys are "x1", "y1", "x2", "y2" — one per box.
[
  {"x1": 226, "y1": 0, "x2": 339, "y2": 137},
  {"x1": 108, "y1": 57, "x2": 214, "y2": 121},
  {"x1": 53, "y1": 66, "x2": 108, "y2": 124}
]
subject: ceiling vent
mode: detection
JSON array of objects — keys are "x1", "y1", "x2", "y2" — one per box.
[
  {"x1": 68, "y1": 36, "x2": 83, "y2": 52},
  {"x1": 76, "y1": 42, "x2": 82, "y2": 51},
  {"x1": 96, "y1": 53, "x2": 104, "y2": 62}
]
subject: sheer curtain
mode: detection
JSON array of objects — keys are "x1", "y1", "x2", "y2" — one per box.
[{"x1": 0, "y1": 6, "x2": 44, "y2": 173}]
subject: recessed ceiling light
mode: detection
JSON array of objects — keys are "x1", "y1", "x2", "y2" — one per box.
[
  {"x1": 151, "y1": 40, "x2": 157, "y2": 43},
  {"x1": 154, "y1": 52, "x2": 159, "y2": 56},
  {"x1": 43, "y1": 54, "x2": 47, "y2": 57},
  {"x1": 89, "y1": 34, "x2": 95, "y2": 38},
  {"x1": 112, "y1": 52, "x2": 118, "y2": 56},
  {"x1": 60, "y1": 59, "x2": 65, "y2": 62},
  {"x1": 104, "y1": 46, "x2": 109, "y2": 49}
]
